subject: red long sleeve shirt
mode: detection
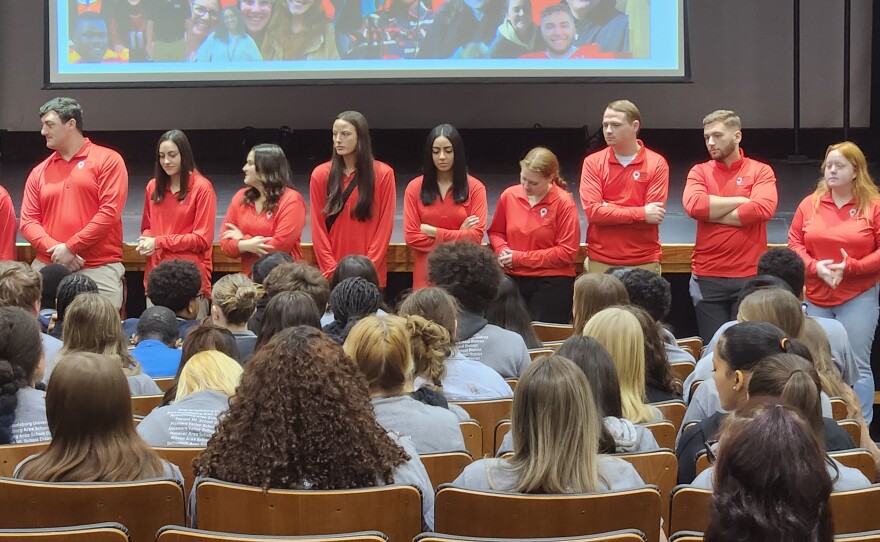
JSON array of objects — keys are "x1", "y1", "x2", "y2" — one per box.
[
  {"x1": 0, "y1": 186, "x2": 16, "y2": 261},
  {"x1": 580, "y1": 142, "x2": 669, "y2": 265},
  {"x1": 141, "y1": 172, "x2": 217, "y2": 296},
  {"x1": 20, "y1": 139, "x2": 128, "y2": 268},
  {"x1": 219, "y1": 187, "x2": 306, "y2": 277},
  {"x1": 789, "y1": 193, "x2": 880, "y2": 307},
  {"x1": 682, "y1": 152, "x2": 777, "y2": 277},
  {"x1": 488, "y1": 183, "x2": 581, "y2": 277},
  {"x1": 403, "y1": 175, "x2": 488, "y2": 289},
  {"x1": 309, "y1": 161, "x2": 396, "y2": 287}
]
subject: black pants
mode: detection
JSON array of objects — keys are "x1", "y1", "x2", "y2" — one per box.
[
  {"x1": 511, "y1": 275, "x2": 575, "y2": 324},
  {"x1": 689, "y1": 274, "x2": 753, "y2": 343}
]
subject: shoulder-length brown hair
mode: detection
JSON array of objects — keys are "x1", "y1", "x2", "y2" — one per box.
[
  {"x1": 16, "y1": 352, "x2": 165, "y2": 482},
  {"x1": 572, "y1": 273, "x2": 630, "y2": 335},
  {"x1": 194, "y1": 326, "x2": 409, "y2": 489},
  {"x1": 59, "y1": 293, "x2": 142, "y2": 377},
  {"x1": 242, "y1": 144, "x2": 292, "y2": 213}
]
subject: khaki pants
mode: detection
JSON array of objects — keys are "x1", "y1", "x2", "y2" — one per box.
[
  {"x1": 585, "y1": 259, "x2": 662, "y2": 275},
  {"x1": 32, "y1": 260, "x2": 125, "y2": 311}
]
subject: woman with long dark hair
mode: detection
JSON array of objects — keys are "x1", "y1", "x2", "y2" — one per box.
[
  {"x1": 404, "y1": 124, "x2": 487, "y2": 289},
  {"x1": 220, "y1": 144, "x2": 307, "y2": 277},
  {"x1": 310, "y1": 111, "x2": 396, "y2": 288},
  {"x1": 0, "y1": 307, "x2": 49, "y2": 444},
  {"x1": 138, "y1": 129, "x2": 217, "y2": 299}
]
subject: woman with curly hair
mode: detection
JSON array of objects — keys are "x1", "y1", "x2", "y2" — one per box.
[
  {"x1": 0, "y1": 307, "x2": 49, "y2": 444},
  {"x1": 220, "y1": 144, "x2": 307, "y2": 278},
  {"x1": 344, "y1": 315, "x2": 466, "y2": 454},
  {"x1": 211, "y1": 273, "x2": 262, "y2": 362},
  {"x1": 193, "y1": 326, "x2": 434, "y2": 528},
  {"x1": 58, "y1": 293, "x2": 161, "y2": 397}
]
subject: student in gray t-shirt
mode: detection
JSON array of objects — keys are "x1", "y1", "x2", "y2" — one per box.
[
  {"x1": 0, "y1": 307, "x2": 51, "y2": 444},
  {"x1": 138, "y1": 350, "x2": 243, "y2": 447}
]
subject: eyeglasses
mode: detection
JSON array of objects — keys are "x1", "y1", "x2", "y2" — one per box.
[{"x1": 193, "y1": 4, "x2": 220, "y2": 19}]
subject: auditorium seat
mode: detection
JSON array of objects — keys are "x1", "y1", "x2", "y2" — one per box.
[
  {"x1": 641, "y1": 422, "x2": 675, "y2": 450},
  {"x1": 830, "y1": 449, "x2": 876, "y2": 483},
  {"x1": 651, "y1": 400, "x2": 686, "y2": 433},
  {"x1": 152, "y1": 447, "x2": 205, "y2": 497},
  {"x1": 420, "y1": 453, "x2": 473, "y2": 489},
  {"x1": 669, "y1": 363, "x2": 694, "y2": 383},
  {"x1": 0, "y1": 442, "x2": 50, "y2": 477},
  {"x1": 451, "y1": 400, "x2": 513, "y2": 457},
  {"x1": 0, "y1": 522, "x2": 130, "y2": 541},
  {"x1": 493, "y1": 421, "x2": 511, "y2": 456},
  {"x1": 154, "y1": 378, "x2": 174, "y2": 393},
  {"x1": 130, "y1": 395, "x2": 164, "y2": 417},
  {"x1": 830, "y1": 397, "x2": 848, "y2": 421},
  {"x1": 674, "y1": 338, "x2": 702, "y2": 360},
  {"x1": 530, "y1": 323, "x2": 574, "y2": 343},
  {"x1": 614, "y1": 450, "x2": 677, "y2": 525},
  {"x1": 156, "y1": 526, "x2": 389, "y2": 542},
  {"x1": 668, "y1": 485, "x2": 711, "y2": 536},
  {"x1": 414, "y1": 530, "x2": 649, "y2": 542},
  {"x1": 528, "y1": 348, "x2": 556, "y2": 361},
  {"x1": 459, "y1": 421, "x2": 482, "y2": 458}
]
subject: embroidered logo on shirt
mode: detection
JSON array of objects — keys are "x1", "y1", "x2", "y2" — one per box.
[
  {"x1": 736, "y1": 177, "x2": 743, "y2": 185},
  {"x1": 850, "y1": 208, "x2": 857, "y2": 218},
  {"x1": 540, "y1": 208, "x2": 548, "y2": 217},
  {"x1": 77, "y1": 161, "x2": 85, "y2": 169},
  {"x1": 633, "y1": 171, "x2": 640, "y2": 181},
  {"x1": 266, "y1": 211, "x2": 273, "y2": 218}
]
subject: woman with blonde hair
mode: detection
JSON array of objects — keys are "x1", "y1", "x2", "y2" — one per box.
[
  {"x1": 572, "y1": 273, "x2": 630, "y2": 334},
  {"x1": 450, "y1": 354, "x2": 644, "y2": 493},
  {"x1": 138, "y1": 350, "x2": 243, "y2": 447},
  {"x1": 211, "y1": 273, "x2": 262, "y2": 362},
  {"x1": 488, "y1": 147, "x2": 581, "y2": 324},
  {"x1": 790, "y1": 141, "x2": 880, "y2": 422},
  {"x1": 15, "y1": 352, "x2": 182, "y2": 483},
  {"x1": 582, "y1": 307, "x2": 660, "y2": 424},
  {"x1": 58, "y1": 293, "x2": 161, "y2": 396},
  {"x1": 344, "y1": 315, "x2": 466, "y2": 454}
]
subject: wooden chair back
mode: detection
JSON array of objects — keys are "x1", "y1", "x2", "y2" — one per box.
[
  {"x1": 830, "y1": 449, "x2": 876, "y2": 483},
  {"x1": 130, "y1": 394, "x2": 164, "y2": 416},
  {"x1": 153, "y1": 447, "x2": 205, "y2": 496},
  {"x1": 835, "y1": 530, "x2": 880, "y2": 541},
  {"x1": 651, "y1": 400, "x2": 686, "y2": 433},
  {"x1": 668, "y1": 485, "x2": 711, "y2": 535},
  {"x1": 694, "y1": 451, "x2": 711, "y2": 477},
  {"x1": 459, "y1": 421, "x2": 482, "y2": 458},
  {"x1": 415, "y1": 531, "x2": 648, "y2": 542},
  {"x1": 669, "y1": 363, "x2": 694, "y2": 383},
  {"x1": 420, "y1": 452, "x2": 473, "y2": 488},
  {"x1": 194, "y1": 479, "x2": 421, "y2": 542},
  {"x1": 541, "y1": 341, "x2": 565, "y2": 350},
  {"x1": 829, "y1": 397, "x2": 848, "y2": 420},
  {"x1": 839, "y1": 419, "x2": 861, "y2": 444},
  {"x1": 0, "y1": 442, "x2": 50, "y2": 477},
  {"x1": 688, "y1": 381, "x2": 702, "y2": 400},
  {"x1": 667, "y1": 533, "x2": 703, "y2": 542},
  {"x1": 156, "y1": 526, "x2": 389, "y2": 542},
  {"x1": 530, "y1": 322, "x2": 574, "y2": 342},
  {"x1": 452, "y1": 399, "x2": 513, "y2": 456},
  {"x1": 433, "y1": 485, "x2": 662, "y2": 542},
  {"x1": 615, "y1": 450, "x2": 677, "y2": 525},
  {"x1": 0, "y1": 522, "x2": 130, "y2": 541},
  {"x1": 0, "y1": 477, "x2": 185, "y2": 542},
  {"x1": 154, "y1": 378, "x2": 175, "y2": 392},
  {"x1": 504, "y1": 379, "x2": 518, "y2": 391},
  {"x1": 528, "y1": 349, "x2": 555, "y2": 361},
  {"x1": 832, "y1": 484, "x2": 880, "y2": 535},
  {"x1": 494, "y1": 420, "x2": 511, "y2": 455},
  {"x1": 675, "y1": 337, "x2": 703, "y2": 360},
  {"x1": 641, "y1": 421, "x2": 676, "y2": 450}
]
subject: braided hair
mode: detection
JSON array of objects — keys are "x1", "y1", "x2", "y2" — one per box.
[
  {"x1": 0, "y1": 307, "x2": 43, "y2": 444},
  {"x1": 322, "y1": 277, "x2": 380, "y2": 344}
]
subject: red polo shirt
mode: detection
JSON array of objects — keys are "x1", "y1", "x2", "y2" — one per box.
[{"x1": 0, "y1": 186, "x2": 15, "y2": 261}]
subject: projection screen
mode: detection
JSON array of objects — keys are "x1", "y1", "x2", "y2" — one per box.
[{"x1": 48, "y1": 0, "x2": 687, "y2": 85}]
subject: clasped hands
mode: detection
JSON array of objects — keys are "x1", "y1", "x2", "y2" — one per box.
[
  {"x1": 49, "y1": 243, "x2": 85, "y2": 271},
  {"x1": 816, "y1": 248, "x2": 850, "y2": 289}
]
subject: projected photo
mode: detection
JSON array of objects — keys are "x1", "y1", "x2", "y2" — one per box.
[{"x1": 51, "y1": 0, "x2": 685, "y2": 84}]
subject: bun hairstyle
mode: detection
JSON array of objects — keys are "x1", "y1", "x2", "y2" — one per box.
[
  {"x1": 212, "y1": 273, "x2": 263, "y2": 326},
  {"x1": 405, "y1": 314, "x2": 451, "y2": 384},
  {"x1": 520, "y1": 147, "x2": 567, "y2": 189},
  {"x1": 0, "y1": 307, "x2": 43, "y2": 444}
]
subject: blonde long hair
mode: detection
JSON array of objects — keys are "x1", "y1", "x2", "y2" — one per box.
[
  {"x1": 508, "y1": 354, "x2": 604, "y2": 493},
  {"x1": 582, "y1": 307, "x2": 653, "y2": 423},
  {"x1": 59, "y1": 293, "x2": 141, "y2": 377},
  {"x1": 176, "y1": 350, "x2": 243, "y2": 402},
  {"x1": 812, "y1": 141, "x2": 880, "y2": 220}
]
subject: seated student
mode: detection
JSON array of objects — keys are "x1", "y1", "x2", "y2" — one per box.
[
  {"x1": 15, "y1": 352, "x2": 182, "y2": 484},
  {"x1": 519, "y1": 5, "x2": 609, "y2": 59},
  {"x1": 620, "y1": 305, "x2": 683, "y2": 403},
  {"x1": 583, "y1": 307, "x2": 662, "y2": 424},
  {"x1": 0, "y1": 307, "x2": 50, "y2": 444},
  {"x1": 58, "y1": 293, "x2": 162, "y2": 396},
  {"x1": 428, "y1": 242, "x2": 530, "y2": 379},
  {"x1": 321, "y1": 255, "x2": 390, "y2": 326},
  {"x1": 417, "y1": 0, "x2": 505, "y2": 58},
  {"x1": 211, "y1": 273, "x2": 261, "y2": 363},
  {"x1": 615, "y1": 268, "x2": 696, "y2": 364},
  {"x1": 488, "y1": 0, "x2": 543, "y2": 58},
  {"x1": 322, "y1": 277, "x2": 381, "y2": 344},
  {"x1": 254, "y1": 291, "x2": 322, "y2": 350},
  {"x1": 499, "y1": 336, "x2": 659, "y2": 455},
  {"x1": 344, "y1": 315, "x2": 467, "y2": 454},
  {"x1": 127, "y1": 259, "x2": 204, "y2": 340},
  {"x1": 131, "y1": 306, "x2": 183, "y2": 378},
  {"x1": 48, "y1": 274, "x2": 99, "y2": 341},
  {"x1": 568, "y1": 0, "x2": 629, "y2": 53},
  {"x1": 448, "y1": 354, "x2": 644, "y2": 494},
  {"x1": 255, "y1": 261, "x2": 330, "y2": 334},
  {"x1": 485, "y1": 275, "x2": 542, "y2": 350},
  {"x1": 0, "y1": 262, "x2": 63, "y2": 373},
  {"x1": 247, "y1": 252, "x2": 294, "y2": 334},
  {"x1": 572, "y1": 273, "x2": 630, "y2": 335},
  {"x1": 192, "y1": 326, "x2": 434, "y2": 529},
  {"x1": 703, "y1": 400, "x2": 833, "y2": 542},
  {"x1": 399, "y1": 287, "x2": 513, "y2": 401},
  {"x1": 137, "y1": 350, "x2": 243, "y2": 447},
  {"x1": 692, "y1": 356, "x2": 867, "y2": 492},
  {"x1": 37, "y1": 264, "x2": 70, "y2": 333},
  {"x1": 160, "y1": 323, "x2": 241, "y2": 407},
  {"x1": 676, "y1": 322, "x2": 854, "y2": 484},
  {"x1": 69, "y1": 11, "x2": 130, "y2": 63}
]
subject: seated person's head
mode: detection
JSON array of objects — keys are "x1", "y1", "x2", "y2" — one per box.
[
  {"x1": 175, "y1": 350, "x2": 243, "y2": 403},
  {"x1": 330, "y1": 255, "x2": 381, "y2": 292},
  {"x1": 162, "y1": 323, "x2": 241, "y2": 404},
  {"x1": 398, "y1": 287, "x2": 459, "y2": 342},
  {"x1": 758, "y1": 247, "x2": 806, "y2": 298},
  {"x1": 255, "y1": 291, "x2": 322, "y2": 349},
  {"x1": 539, "y1": 5, "x2": 576, "y2": 58},
  {"x1": 72, "y1": 12, "x2": 110, "y2": 63},
  {"x1": 345, "y1": 315, "x2": 413, "y2": 397},
  {"x1": 194, "y1": 326, "x2": 411, "y2": 490},
  {"x1": 135, "y1": 306, "x2": 180, "y2": 348},
  {"x1": 211, "y1": 273, "x2": 262, "y2": 329},
  {"x1": 736, "y1": 287, "x2": 804, "y2": 338},
  {"x1": 0, "y1": 307, "x2": 45, "y2": 444},
  {"x1": 428, "y1": 241, "x2": 502, "y2": 315},
  {"x1": 146, "y1": 259, "x2": 203, "y2": 319},
  {"x1": 55, "y1": 274, "x2": 99, "y2": 323},
  {"x1": 618, "y1": 269, "x2": 672, "y2": 323},
  {"x1": 251, "y1": 252, "x2": 294, "y2": 286},
  {"x1": 324, "y1": 277, "x2": 381, "y2": 343},
  {"x1": 619, "y1": 304, "x2": 681, "y2": 397},
  {"x1": 485, "y1": 275, "x2": 541, "y2": 348},
  {"x1": 16, "y1": 352, "x2": 166, "y2": 482},
  {"x1": 572, "y1": 273, "x2": 629, "y2": 334},
  {"x1": 61, "y1": 293, "x2": 139, "y2": 376},
  {"x1": 732, "y1": 275, "x2": 793, "y2": 316},
  {"x1": 264, "y1": 262, "x2": 330, "y2": 312},
  {"x1": 0, "y1": 261, "x2": 43, "y2": 314},
  {"x1": 38, "y1": 264, "x2": 70, "y2": 312}
]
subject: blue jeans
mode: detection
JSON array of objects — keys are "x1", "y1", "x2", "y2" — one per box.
[{"x1": 806, "y1": 283, "x2": 880, "y2": 424}]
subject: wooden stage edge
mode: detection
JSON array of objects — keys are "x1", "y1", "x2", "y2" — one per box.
[{"x1": 14, "y1": 243, "x2": 788, "y2": 275}]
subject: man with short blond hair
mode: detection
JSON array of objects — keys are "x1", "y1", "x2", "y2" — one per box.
[
  {"x1": 580, "y1": 99, "x2": 669, "y2": 274},
  {"x1": 683, "y1": 109, "x2": 778, "y2": 341}
]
